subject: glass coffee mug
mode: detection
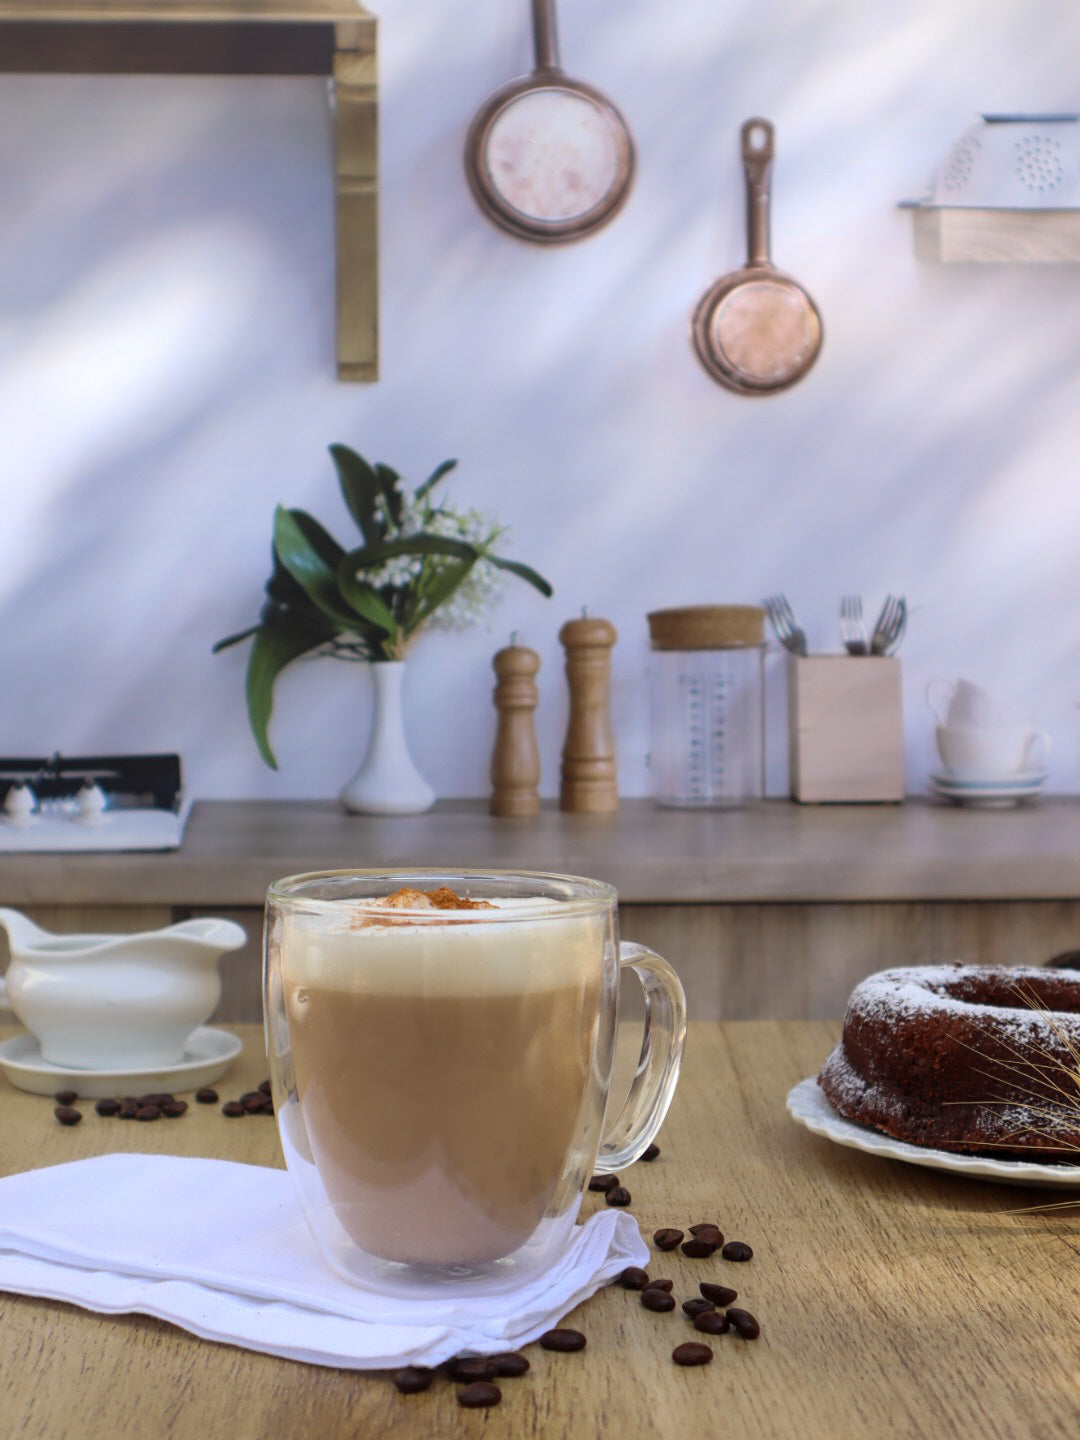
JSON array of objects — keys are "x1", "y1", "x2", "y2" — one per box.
[{"x1": 264, "y1": 869, "x2": 686, "y2": 1297}]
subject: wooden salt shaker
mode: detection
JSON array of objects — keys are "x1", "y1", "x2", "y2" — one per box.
[
  {"x1": 490, "y1": 638, "x2": 541, "y2": 817},
  {"x1": 559, "y1": 612, "x2": 618, "y2": 813}
]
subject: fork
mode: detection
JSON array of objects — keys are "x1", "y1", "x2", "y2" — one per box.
[
  {"x1": 763, "y1": 594, "x2": 808, "y2": 657},
  {"x1": 840, "y1": 596, "x2": 868, "y2": 655},
  {"x1": 870, "y1": 595, "x2": 907, "y2": 656}
]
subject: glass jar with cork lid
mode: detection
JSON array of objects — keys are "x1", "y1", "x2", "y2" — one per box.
[{"x1": 646, "y1": 605, "x2": 766, "y2": 808}]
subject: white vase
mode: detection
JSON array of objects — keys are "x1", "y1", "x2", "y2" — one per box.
[{"x1": 339, "y1": 661, "x2": 436, "y2": 815}]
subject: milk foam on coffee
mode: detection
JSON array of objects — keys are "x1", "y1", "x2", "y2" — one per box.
[{"x1": 282, "y1": 895, "x2": 606, "y2": 1267}]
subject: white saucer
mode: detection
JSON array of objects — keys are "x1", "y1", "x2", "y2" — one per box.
[
  {"x1": 0, "y1": 1026, "x2": 244, "y2": 1098},
  {"x1": 929, "y1": 770, "x2": 1046, "y2": 808},
  {"x1": 787, "y1": 1077, "x2": 1080, "y2": 1188}
]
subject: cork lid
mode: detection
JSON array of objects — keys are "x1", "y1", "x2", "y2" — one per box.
[{"x1": 647, "y1": 605, "x2": 766, "y2": 650}]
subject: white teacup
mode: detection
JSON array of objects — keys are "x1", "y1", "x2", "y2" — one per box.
[
  {"x1": 936, "y1": 724, "x2": 1050, "y2": 780},
  {"x1": 926, "y1": 677, "x2": 1026, "y2": 729}
]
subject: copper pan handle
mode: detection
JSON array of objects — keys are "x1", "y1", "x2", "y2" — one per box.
[
  {"x1": 742, "y1": 117, "x2": 774, "y2": 266},
  {"x1": 531, "y1": 0, "x2": 562, "y2": 71}
]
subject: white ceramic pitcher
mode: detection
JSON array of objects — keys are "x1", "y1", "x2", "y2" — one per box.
[{"x1": 0, "y1": 909, "x2": 246, "y2": 1069}]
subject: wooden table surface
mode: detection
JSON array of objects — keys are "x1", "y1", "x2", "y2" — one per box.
[{"x1": 1, "y1": 1021, "x2": 1079, "y2": 1439}]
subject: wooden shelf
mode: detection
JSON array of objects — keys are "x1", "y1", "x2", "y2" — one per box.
[
  {"x1": 905, "y1": 203, "x2": 1080, "y2": 263},
  {"x1": 0, "y1": 1, "x2": 378, "y2": 381}
]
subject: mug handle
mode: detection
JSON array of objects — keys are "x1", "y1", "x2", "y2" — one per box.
[
  {"x1": 593, "y1": 941, "x2": 687, "y2": 1172},
  {"x1": 1023, "y1": 732, "x2": 1052, "y2": 770},
  {"x1": 925, "y1": 677, "x2": 955, "y2": 727}
]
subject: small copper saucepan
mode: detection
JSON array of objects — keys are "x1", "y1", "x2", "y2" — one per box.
[
  {"x1": 692, "y1": 118, "x2": 822, "y2": 396},
  {"x1": 465, "y1": 0, "x2": 635, "y2": 244}
]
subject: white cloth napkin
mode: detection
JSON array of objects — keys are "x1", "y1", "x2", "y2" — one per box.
[{"x1": 0, "y1": 1155, "x2": 647, "y2": 1369}]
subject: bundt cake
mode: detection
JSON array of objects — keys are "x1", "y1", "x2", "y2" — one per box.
[{"x1": 818, "y1": 965, "x2": 1080, "y2": 1158}]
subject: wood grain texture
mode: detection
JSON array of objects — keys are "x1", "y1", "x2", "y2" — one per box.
[
  {"x1": 0, "y1": 1021, "x2": 1078, "y2": 1438},
  {"x1": 0, "y1": 0, "x2": 369, "y2": 21},
  {"x1": 3, "y1": 798, "x2": 1080, "y2": 907},
  {"x1": 911, "y1": 206, "x2": 1080, "y2": 263},
  {"x1": 490, "y1": 643, "x2": 542, "y2": 816},
  {"x1": 559, "y1": 616, "x2": 618, "y2": 814},
  {"x1": 789, "y1": 655, "x2": 904, "y2": 803}
]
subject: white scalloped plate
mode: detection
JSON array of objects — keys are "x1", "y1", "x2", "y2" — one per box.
[{"x1": 786, "y1": 1077, "x2": 1080, "y2": 1188}]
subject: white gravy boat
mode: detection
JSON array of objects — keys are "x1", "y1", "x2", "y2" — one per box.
[{"x1": 0, "y1": 908, "x2": 247, "y2": 1069}]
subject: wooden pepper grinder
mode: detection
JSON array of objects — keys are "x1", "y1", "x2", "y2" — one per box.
[
  {"x1": 490, "y1": 635, "x2": 541, "y2": 816},
  {"x1": 559, "y1": 610, "x2": 618, "y2": 813}
]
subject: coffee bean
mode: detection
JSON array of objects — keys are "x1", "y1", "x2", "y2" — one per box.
[
  {"x1": 641, "y1": 1288, "x2": 676, "y2": 1313},
  {"x1": 221, "y1": 1101, "x2": 245, "y2": 1117},
  {"x1": 490, "y1": 1352, "x2": 529, "y2": 1378},
  {"x1": 726, "y1": 1307, "x2": 760, "y2": 1339},
  {"x1": 240, "y1": 1092, "x2": 266, "y2": 1112},
  {"x1": 449, "y1": 1357, "x2": 497, "y2": 1383},
  {"x1": 139, "y1": 1094, "x2": 173, "y2": 1108},
  {"x1": 117, "y1": 1103, "x2": 138, "y2": 1120},
  {"x1": 644, "y1": 1277, "x2": 673, "y2": 1292},
  {"x1": 54, "y1": 1105, "x2": 81, "y2": 1126},
  {"x1": 392, "y1": 1365, "x2": 432, "y2": 1394},
  {"x1": 680, "y1": 1239, "x2": 717, "y2": 1259},
  {"x1": 641, "y1": 1142, "x2": 661, "y2": 1162},
  {"x1": 539, "y1": 1328, "x2": 586, "y2": 1353},
  {"x1": 682, "y1": 1298, "x2": 715, "y2": 1319},
  {"x1": 699, "y1": 1283, "x2": 738, "y2": 1307},
  {"x1": 689, "y1": 1224, "x2": 723, "y2": 1245},
  {"x1": 135, "y1": 1105, "x2": 161, "y2": 1121},
  {"x1": 588, "y1": 1174, "x2": 619, "y2": 1193},
  {"x1": 672, "y1": 1342, "x2": 713, "y2": 1367},
  {"x1": 258, "y1": 1099, "x2": 275, "y2": 1115},
  {"x1": 456, "y1": 1381, "x2": 501, "y2": 1408},
  {"x1": 605, "y1": 1186, "x2": 631, "y2": 1207},
  {"x1": 694, "y1": 1310, "x2": 730, "y2": 1335},
  {"x1": 618, "y1": 1266, "x2": 649, "y2": 1291},
  {"x1": 654, "y1": 1228, "x2": 684, "y2": 1251},
  {"x1": 195, "y1": 1088, "x2": 218, "y2": 1104},
  {"x1": 161, "y1": 1101, "x2": 188, "y2": 1118},
  {"x1": 54, "y1": 1090, "x2": 78, "y2": 1106},
  {"x1": 94, "y1": 1099, "x2": 121, "y2": 1117},
  {"x1": 258, "y1": 1080, "x2": 272, "y2": 1098},
  {"x1": 722, "y1": 1241, "x2": 753, "y2": 1262}
]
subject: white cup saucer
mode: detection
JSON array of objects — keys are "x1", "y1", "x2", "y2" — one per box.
[
  {"x1": 931, "y1": 769, "x2": 1047, "y2": 790},
  {"x1": 0, "y1": 1026, "x2": 242, "y2": 1098}
]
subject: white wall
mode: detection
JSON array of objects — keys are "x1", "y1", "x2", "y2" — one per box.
[{"x1": 2, "y1": 0, "x2": 1080, "y2": 802}]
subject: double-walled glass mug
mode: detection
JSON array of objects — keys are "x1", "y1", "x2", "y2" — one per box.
[{"x1": 264, "y1": 870, "x2": 686, "y2": 1298}]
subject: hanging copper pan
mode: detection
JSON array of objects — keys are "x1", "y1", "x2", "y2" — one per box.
[
  {"x1": 465, "y1": 0, "x2": 635, "y2": 244},
  {"x1": 692, "y1": 118, "x2": 822, "y2": 395}
]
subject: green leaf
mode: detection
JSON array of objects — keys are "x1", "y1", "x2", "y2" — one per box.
[
  {"x1": 336, "y1": 556, "x2": 399, "y2": 636},
  {"x1": 273, "y1": 506, "x2": 359, "y2": 632},
  {"x1": 345, "y1": 534, "x2": 479, "y2": 569},
  {"x1": 414, "y1": 458, "x2": 457, "y2": 501},
  {"x1": 328, "y1": 444, "x2": 386, "y2": 546},
  {"x1": 373, "y1": 463, "x2": 405, "y2": 529},
  {"x1": 487, "y1": 555, "x2": 554, "y2": 597},
  {"x1": 212, "y1": 623, "x2": 262, "y2": 653},
  {"x1": 245, "y1": 618, "x2": 333, "y2": 769}
]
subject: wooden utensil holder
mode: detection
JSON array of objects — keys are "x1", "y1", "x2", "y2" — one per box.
[{"x1": 788, "y1": 656, "x2": 904, "y2": 803}]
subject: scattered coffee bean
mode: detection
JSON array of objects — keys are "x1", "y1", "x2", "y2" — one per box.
[
  {"x1": 54, "y1": 1105, "x2": 81, "y2": 1126},
  {"x1": 688, "y1": 1224, "x2": 723, "y2": 1245},
  {"x1": 618, "y1": 1266, "x2": 650, "y2": 1291},
  {"x1": 588, "y1": 1174, "x2": 619, "y2": 1193},
  {"x1": 117, "y1": 1103, "x2": 138, "y2": 1120},
  {"x1": 392, "y1": 1366, "x2": 432, "y2": 1394},
  {"x1": 139, "y1": 1094, "x2": 173, "y2": 1108},
  {"x1": 694, "y1": 1310, "x2": 730, "y2": 1335},
  {"x1": 258, "y1": 1080, "x2": 272, "y2": 1098},
  {"x1": 448, "y1": 1357, "x2": 497, "y2": 1383},
  {"x1": 94, "y1": 1099, "x2": 121, "y2": 1117},
  {"x1": 605, "y1": 1186, "x2": 632, "y2": 1207},
  {"x1": 221, "y1": 1101, "x2": 245, "y2": 1117},
  {"x1": 490, "y1": 1352, "x2": 530, "y2": 1378},
  {"x1": 195, "y1": 1088, "x2": 218, "y2": 1104},
  {"x1": 681, "y1": 1298, "x2": 715, "y2": 1319},
  {"x1": 644, "y1": 1278, "x2": 673, "y2": 1293},
  {"x1": 240, "y1": 1092, "x2": 267, "y2": 1113},
  {"x1": 539, "y1": 1328, "x2": 586, "y2": 1353},
  {"x1": 135, "y1": 1105, "x2": 161, "y2": 1121},
  {"x1": 161, "y1": 1101, "x2": 188, "y2": 1118},
  {"x1": 726, "y1": 1308, "x2": 760, "y2": 1339},
  {"x1": 641, "y1": 1288, "x2": 676, "y2": 1313},
  {"x1": 699, "y1": 1283, "x2": 738, "y2": 1307},
  {"x1": 681, "y1": 1239, "x2": 718, "y2": 1259},
  {"x1": 672, "y1": 1342, "x2": 713, "y2": 1367},
  {"x1": 54, "y1": 1090, "x2": 78, "y2": 1106},
  {"x1": 456, "y1": 1381, "x2": 501, "y2": 1408},
  {"x1": 641, "y1": 1142, "x2": 661, "y2": 1162},
  {"x1": 654, "y1": 1228, "x2": 684, "y2": 1251},
  {"x1": 722, "y1": 1241, "x2": 753, "y2": 1262}
]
